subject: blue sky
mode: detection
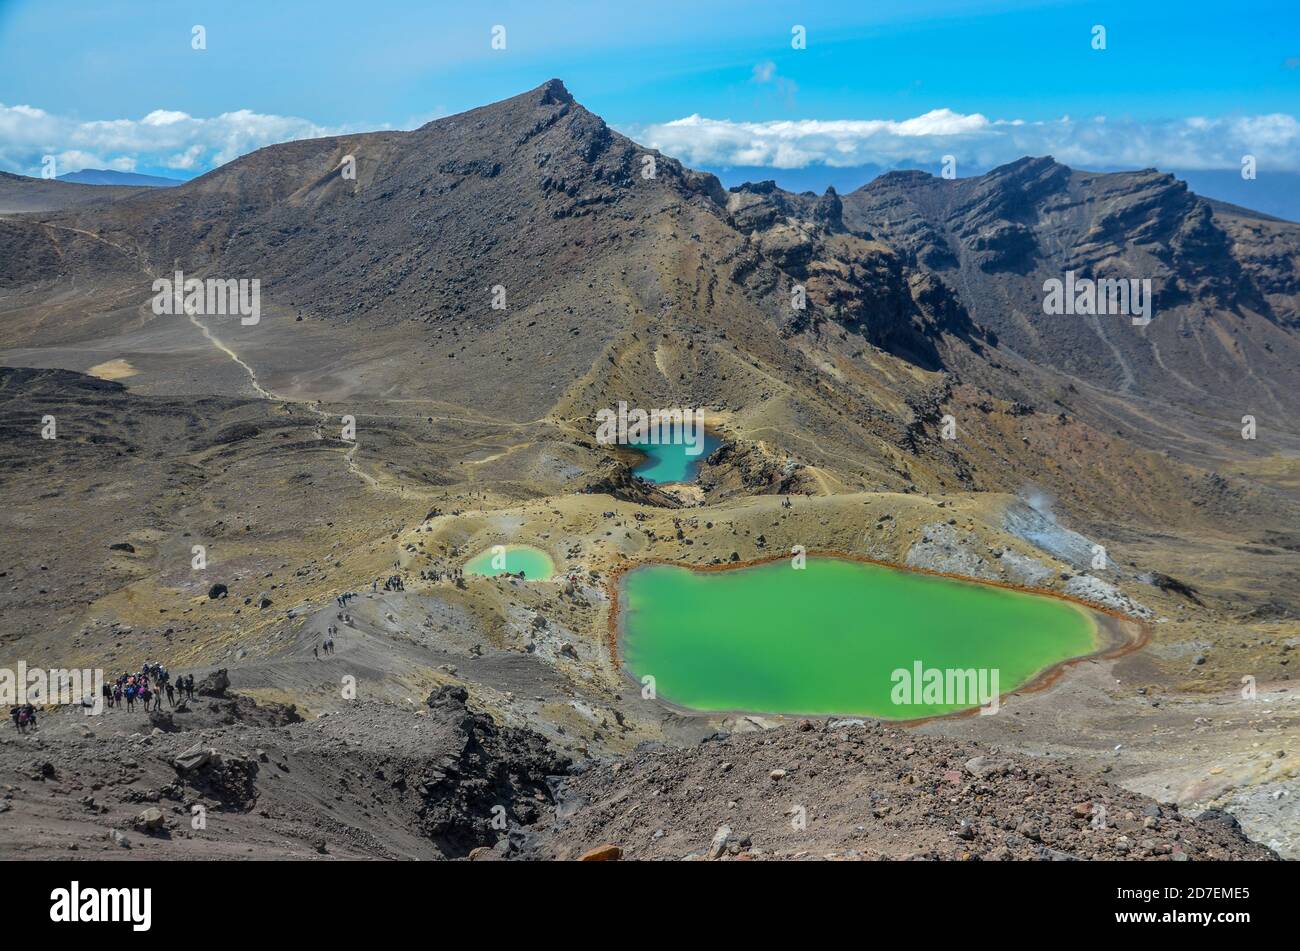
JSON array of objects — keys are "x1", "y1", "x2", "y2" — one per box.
[{"x1": 1, "y1": 0, "x2": 1297, "y2": 185}]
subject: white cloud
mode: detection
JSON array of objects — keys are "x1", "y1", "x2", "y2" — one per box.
[
  {"x1": 631, "y1": 111, "x2": 1300, "y2": 173},
  {"x1": 0, "y1": 103, "x2": 378, "y2": 178},
  {"x1": 164, "y1": 144, "x2": 206, "y2": 170},
  {"x1": 5, "y1": 101, "x2": 1296, "y2": 183},
  {"x1": 140, "y1": 110, "x2": 191, "y2": 127},
  {"x1": 749, "y1": 60, "x2": 797, "y2": 105}
]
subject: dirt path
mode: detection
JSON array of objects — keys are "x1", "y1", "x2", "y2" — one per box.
[
  {"x1": 183, "y1": 312, "x2": 278, "y2": 400},
  {"x1": 18, "y1": 219, "x2": 432, "y2": 497}
]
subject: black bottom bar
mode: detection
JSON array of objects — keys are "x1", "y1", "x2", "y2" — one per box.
[{"x1": 14, "y1": 859, "x2": 1282, "y2": 935}]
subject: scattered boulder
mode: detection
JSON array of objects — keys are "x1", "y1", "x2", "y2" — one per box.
[
  {"x1": 708, "y1": 825, "x2": 733, "y2": 859},
  {"x1": 207, "y1": 583, "x2": 228, "y2": 600},
  {"x1": 578, "y1": 844, "x2": 623, "y2": 861},
  {"x1": 172, "y1": 744, "x2": 215, "y2": 773},
  {"x1": 1197, "y1": 809, "x2": 1243, "y2": 833},
  {"x1": 426, "y1": 684, "x2": 469, "y2": 709},
  {"x1": 1145, "y1": 571, "x2": 1204, "y2": 606},
  {"x1": 134, "y1": 807, "x2": 165, "y2": 832},
  {"x1": 964, "y1": 756, "x2": 1006, "y2": 779},
  {"x1": 196, "y1": 669, "x2": 230, "y2": 697}
]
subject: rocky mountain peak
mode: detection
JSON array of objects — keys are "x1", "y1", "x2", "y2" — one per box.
[
  {"x1": 537, "y1": 77, "x2": 575, "y2": 106},
  {"x1": 812, "y1": 186, "x2": 845, "y2": 232}
]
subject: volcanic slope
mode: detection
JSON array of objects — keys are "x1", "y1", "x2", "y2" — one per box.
[
  {"x1": 0, "y1": 80, "x2": 1297, "y2": 857},
  {"x1": 843, "y1": 160, "x2": 1300, "y2": 458},
  {"x1": 0, "y1": 690, "x2": 1276, "y2": 861}
]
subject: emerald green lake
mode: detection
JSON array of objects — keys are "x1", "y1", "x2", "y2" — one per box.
[
  {"x1": 464, "y1": 544, "x2": 555, "y2": 580},
  {"x1": 619, "y1": 557, "x2": 1098, "y2": 718},
  {"x1": 630, "y1": 432, "x2": 722, "y2": 484}
]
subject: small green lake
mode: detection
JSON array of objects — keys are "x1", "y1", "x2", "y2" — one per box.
[
  {"x1": 464, "y1": 544, "x2": 555, "y2": 580},
  {"x1": 619, "y1": 557, "x2": 1098, "y2": 718},
  {"x1": 629, "y1": 432, "x2": 722, "y2": 484}
]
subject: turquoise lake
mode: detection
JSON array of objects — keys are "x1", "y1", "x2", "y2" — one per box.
[{"x1": 629, "y1": 432, "x2": 721, "y2": 483}]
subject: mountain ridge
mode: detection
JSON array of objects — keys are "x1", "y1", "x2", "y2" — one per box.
[{"x1": 2, "y1": 79, "x2": 1298, "y2": 497}]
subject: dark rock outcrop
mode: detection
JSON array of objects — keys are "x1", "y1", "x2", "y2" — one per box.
[{"x1": 196, "y1": 668, "x2": 230, "y2": 697}]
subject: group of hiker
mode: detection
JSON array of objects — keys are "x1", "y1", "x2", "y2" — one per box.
[
  {"x1": 9, "y1": 661, "x2": 198, "y2": 730},
  {"x1": 102, "y1": 662, "x2": 195, "y2": 713},
  {"x1": 314, "y1": 625, "x2": 338, "y2": 659},
  {"x1": 367, "y1": 567, "x2": 470, "y2": 590}
]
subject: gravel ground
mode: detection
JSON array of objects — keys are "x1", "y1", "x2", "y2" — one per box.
[{"x1": 532, "y1": 718, "x2": 1278, "y2": 861}]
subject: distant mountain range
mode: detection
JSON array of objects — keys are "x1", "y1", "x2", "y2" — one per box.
[
  {"x1": 56, "y1": 168, "x2": 183, "y2": 188},
  {"x1": 1, "y1": 80, "x2": 1297, "y2": 517},
  {"x1": 0, "y1": 171, "x2": 149, "y2": 213},
  {"x1": 29, "y1": 153, "x2": 1300, "y2": 223},
  {"x1": 705, "y1": 165, "x2": 1300, "y2": 225}
]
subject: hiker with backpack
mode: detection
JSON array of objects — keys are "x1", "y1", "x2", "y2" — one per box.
[{"x1": 17, "y1": 704, "x2": 36, "y2": 732}]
